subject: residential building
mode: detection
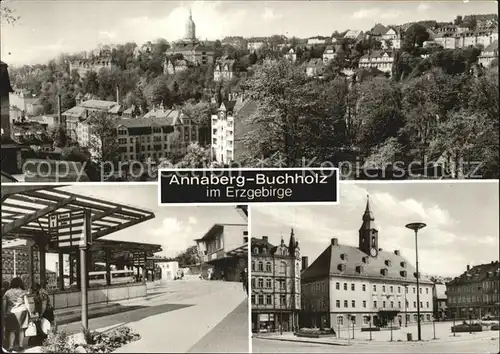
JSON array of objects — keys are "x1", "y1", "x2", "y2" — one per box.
[
  {"x1": 305, "y1": 58, "x2": 325, "y2": 78},
  {"x1": 344, "y1": 30, "x2": 364, "y2": 41},
  {"x1": 433, "y1": 282, "x2": 448, "y2": 320},
  {"x1": 284, "y1": 48, "x2": 297, "y2": 63},
  {"x1": 251, "y1": 231, "x2": 301, "y2": 333},
  {"x1": 116, "y1": 105, "x2": 199, "y2": 162},
  {"x1": 446, "y1": 262, "x2": 500, "y2": 320},
  {"x1": 301, "y1": 197, "x2": 434, "y2": 329},
  {"x1": 322, "y1": 45, "x2": 337, "y2": 63},
  {"x1": 307, "y1": 36, "x2": 327, "y2": 45},
  {"x1": 478, "y1": 40, "x2": 498, "y2": 67},
  {"x1": 358, "y1": 50, "x2": 394, "y2": 74},
  {"x1": 166, "y1": 10, "x2": 215, "y2": 65},
  {"x1": 247, "y1": 38, "x2": 267, "y2": 51},
  {"x1": 213, "y1": 57, "x2": 244, "y2": 82},
  {"x1": 434, "y1": 32, "x2": 460, "y2": 49},
  {"x1": 62, "y1": 97, "x2": 122, "y2": 147},
  {"x1": 210, "y1": 94, "x2": 257, "y2": 165},
  {"x1": 10, "y1": 121, "x2": 53, "y2": 152},
  {"x1": 163, "y1": 58, "x2": 190, "y2": 75},
  {"x1": 381, "y1": 27, "x2": 403, "y2": 49},
  {"x1": 369, "y1": 23, "x2": 389, "y2": 39},
  {"x1": 9, "y1": 89, "x2": 43, "y2": 116},
  {"x1": 69, "y1": 54, "x2": 116, "y2": 78},
  {"x1": 195, "y1": 220, "x2": 248, "y2": 282},
  {"x1": 463, "y1": 14, "x2": 498, "y2": 28}
]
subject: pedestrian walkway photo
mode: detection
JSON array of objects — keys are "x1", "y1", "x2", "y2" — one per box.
[{"x1": 1, "y1": 184, "x2": 250, "y2": 353}]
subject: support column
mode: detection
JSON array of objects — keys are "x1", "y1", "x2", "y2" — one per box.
[
  {"x1": 27, "y1": 241, "x2": 35, "y2": 290},
  {"x1": 38, "y1": 240, "x2": 47, "y2": 288},
  {"x1": 76, "y1": 254, "x2": 81, "y2": 290},
  {"x1": 58, "y1": 251, "x2": 64, "y2": 290},
  {"x1": 105, "y1": 249, "x2": 111, "y2": 286},
  {"x1": 142, "y1": 252, "x2": 147, "y2": 284},
  {"x1": 86, "y1": 250, "x2": 91, "y2": 289},
  {"x1": 69, "y1": 254, "x2": 74, "y2": 285}
]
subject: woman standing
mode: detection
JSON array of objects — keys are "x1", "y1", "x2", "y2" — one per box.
[
  {"x1": 2, "y1": 277, "x2": 31, "y2": 352},
  {"x1": 29, "y1": 283, "x2": 55, "y2": 346}
]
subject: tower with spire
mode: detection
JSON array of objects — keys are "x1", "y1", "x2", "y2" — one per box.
[
  {"x1": 288, "y1": 228, "x2": 300, "y2": 259},
  {"x1": 358, "y1": 195, "x2": 379, "y2": 256},
  {"x1": 184, "y1": 8, "x2": 197, "y2": 42}
]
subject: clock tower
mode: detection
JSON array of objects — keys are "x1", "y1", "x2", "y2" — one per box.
[{"x1": 358, "y1": 195, "x2": 379, "y2": 256}]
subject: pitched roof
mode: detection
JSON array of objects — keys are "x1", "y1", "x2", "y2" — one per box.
[
  {"x1": 447, "y1": 261, "x2": 500, "y2": 286},
  {"x1": 302, "y1": 241, "x2": 432, "y2": 284},
  {"x1": 371, "y1": 23, "x2": 388, "y2": 36},
  {"x1": 80, "y1": 99, "x2": 119, "y2": 111},
  {"x1": 482, "y1": 40, "x2": 498, "y2": 53},
  {"x1": 125, "y1": 109, "x2": 184, "y2": 126}
]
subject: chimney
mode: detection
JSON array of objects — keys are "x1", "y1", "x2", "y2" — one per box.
[
  {"x1": 116, "y1": 86, "x2": 120, "y2": 104},
  {"x1": 467, "y1": 265, "x2": 470, "y2": 271},
  {"x1": 331, "y1": 238, "x2": 338, "y2": 246},
  {"x1": 301, "y1": 256, "x2": 309, "y2": 271},
  {"x1": 57, "y1": 94, "x2": 62, "y2": 125},
  {"x1": 262, "y1": 236, "x2": 268, "y2": 242},
  {"x1": 394, "y1": 250, "x2": 400, "y2": 256}
]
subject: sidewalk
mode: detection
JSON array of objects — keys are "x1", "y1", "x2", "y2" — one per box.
[
  {"x1": 254, "y1": 326, "x2": 500, "y2": 347},
  {"x1": 187, "y1": 299, "x2": 249, "y2": 353},
  {"x1": 114, "y1": 282, "x2": 247, "y2": 353}
]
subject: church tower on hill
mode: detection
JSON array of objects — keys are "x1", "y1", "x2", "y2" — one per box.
[
  {"x1": 358, "y1": 195, "x2": 379, "y2": 257},
  {"x1": 184, "y1": 8, "x2": 197, "y2": 42}
]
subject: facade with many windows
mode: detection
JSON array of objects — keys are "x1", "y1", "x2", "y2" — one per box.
[
  {"x1": 301, "y1": 197, "x2": 434, "y2": 329},
  {"x1": 446, "y1": 262, "x2": 500, "y2": 320},
  {"x1": 251, "y1": 232, "x2": 301, "y2": 333}
]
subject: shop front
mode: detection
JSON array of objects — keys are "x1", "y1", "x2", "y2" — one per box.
[{"x1": 252, "y1": 311, "x2": 293, "y2": 333}]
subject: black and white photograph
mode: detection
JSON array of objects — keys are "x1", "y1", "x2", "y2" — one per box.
[
  {"x1": 1, "y1": 184, "x2": 249, "y2": 353},
  {"x1": 1, "y1": 1, "x2": 498, "y2": 181},
  {"x1": 250, "y1": 182, "x2": 499, "y2": 353}
]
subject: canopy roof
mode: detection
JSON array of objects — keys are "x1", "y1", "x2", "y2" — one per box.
[{"x1": 1, "y1": 186, "x2": 155, "y2": 247}]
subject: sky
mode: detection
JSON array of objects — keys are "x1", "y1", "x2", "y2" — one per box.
[
  {"x1": 43, "y1": 183, "x2": 246, "y2": 270},
  {"x1": 1, "y1": 0, "x2": 498, "y2": 65},
  {"x1": 251, "y1": 181, "x2": 500, "y2": 278}
]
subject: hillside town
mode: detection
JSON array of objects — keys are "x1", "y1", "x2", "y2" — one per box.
[{"x1": 1, "y1": 9, "x2": 499, "y2": 181}]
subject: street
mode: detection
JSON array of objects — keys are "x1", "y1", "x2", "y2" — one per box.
[
  {"x1": 57, "y1": 280, "x2": 248, "y2": 353},
  {"x1": 253, "y1": 335, "x2": 500, "y2": 353}
]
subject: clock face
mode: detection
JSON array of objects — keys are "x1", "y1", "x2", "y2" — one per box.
[{"x1": 370, "y1": 248, "x2": 378, "y2": 257}]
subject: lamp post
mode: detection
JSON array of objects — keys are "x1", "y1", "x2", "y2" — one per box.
[
  {"x1": 406, "y1": 222, "x2": 427, "y2": 341},
  {"x1": 404, "y1": 284, "x2": 408, "y2": 327}
]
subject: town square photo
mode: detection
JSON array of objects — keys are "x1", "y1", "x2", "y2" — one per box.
[
  {"x1": 250, "y1": 181, "x2": 500, "y2": 353},
  {"x1": 0, "y1": 1, "x2": 498, "y2": 181},
  {"x1": 1, "y1": 184, "x2": 249, "y2": 353}
]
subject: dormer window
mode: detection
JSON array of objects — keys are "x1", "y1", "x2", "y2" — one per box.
[
  {"x1": 253, "y1": 247, "x2": 259, "y2": 254},
  {"x1": 400, "y1": 270, "x2": 407, "y2": 277},
  {"x1": 340, "y1": 253, "x2": 348, "y2": 261},
  {"x1": 385, "y1": 260, "x2": 392, "y2": 267},
  {"x1": 337, "y1": 264, "x2": 346, "y2": 272},
  {"x1": 362, "y1": 256, "x2": 369, "y2": 264},
  {"x1": 380, "y1": 268, "x2": 388, "y2": 276},
  {"x1": 400, "y1": 261, "x2": 406, "y2": 268},
  {"x1": 356, "y1": 266, "x2": 364, "y2": 274}
]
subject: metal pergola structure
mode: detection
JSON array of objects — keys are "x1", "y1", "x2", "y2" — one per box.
[{"x1": 1, "y1": 185, "x2": 158, "y2": 330}]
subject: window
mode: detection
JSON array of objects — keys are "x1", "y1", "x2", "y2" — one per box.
[
  {"x1": 251, "y1": 278, "x2": 255, "y2": 289},
  {"x1": 344, "y1": 283, "x2": 347, "y2": 290},
  {"x1": 266, "y1": 279, "x2": 272, "y2": 288},
  {"x1": 363, "y1": 316, "x2": 370, "y2": 325},
  {"x1": 413, "y1": 301, "x2": 416, "y2": 308},
  {"x1": 336, "y1": 282, "x2": 340, "y2": 290},
  {"x1": 258, "y1": 295, "x2": 264, "y2": 305},
  {"x1": 373, "y1": 285, "x2": 377, "y2": 292},
  {"x1": 398, "y1": 286, "x2": 401, "y2": 293},
  {"x1": 266, "y1": 295, "x2": 272, "y2": 305},
  {"x1": 420, "y1": 288, "x2": 422, "y2": 294},
  {"x1": 337, "y1": 316, "x2": 344, "y2": 325},
  {"x1": 390, "y1": 301, "x2": 394, "y2": 308},
  {"x1": 426, "y1": 314, "x2": 431, "y2": 321},
  {"x1": 258, "y1": 262, "x2": 264, "y2": 272},
  {"x1": 373, "y1": 301, "x2": 377, "y2": 308},
  {"x1": 266, "y1": 262, "x2": 272, "y2": 272},
  {"x1": 383, "y1": 301, "x2": 386, "y2": 308},
  {"x1": 258, "y1": 278, "x2": 263, "y2": 288},
  {"x1": 253, "y1": 247, "x2": 259, "y2": 254},
  {"x1": 336, "y1": 300, "x2": 340, "y2": 308},
  {"x1": 426, "y1": 288, "x2": 429, "y2": 294},
  {"x1": 344, "y1": 300, "x2": 348, "y2": 308},
  {"x1": 413, "y1": 287, "x2": 416, "y2": 294},
  {"x1": 251, "y1": 261, "x2": 255, "y2": 271},
  {"x1": 251, "y1": 295, "x2": 255, "y2": 304},
  {"x1": 280, "y1": 295, "x2": 286, "y2": 306},
  {"x1": 363, "y1": 300, "x2": 367, "y2": 308},
  {"x1": 280, "y1": 280, "x2": 285, "y2": 290},
  {"x1": 382, "y1": 286, "x2": 386, "y2": 292},
  {"x1": 352, "y1": 300, "x2": 356, "y2": 308},
  {"x1": 351, "y1": 284, "x2": 355, "y2": 291},
  {"x1": 390, "y1": 286, "x2": 393, "y2": 293},
  {"x1": 426, "y1": 302, "x2": 429, "y2": 308},
  {"x1": 398, "y1": 301, "x2": 401, "y2": 308},
  {"x1": 362, "y1": 284, "x2": 366, "y2": 291}
]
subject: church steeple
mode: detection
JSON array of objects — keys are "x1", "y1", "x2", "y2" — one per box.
[
  {"x1": 359, "y1": 195, "x2": 379, "y2": 256},
  {"x1": 184, "y1": 7, "x2": 196, "y2": 42}
]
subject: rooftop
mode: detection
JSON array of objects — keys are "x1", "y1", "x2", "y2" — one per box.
[{"x1": 447, "y1": 261, "x2": 500, "y2": 285}]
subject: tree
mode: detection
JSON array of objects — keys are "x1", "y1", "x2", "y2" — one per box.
[
  {"x1": 0, "y1": 4, "x2": 20, "y2": 25},
  {"x1": 176, "y1": 143, "x2": 211, "y2": 168},
  {"x1": 82, "y1": 71, "x2": 99, "y2": 95},
  {"x1": 86, "y1": 111, "x2": 120, "y2": 164},
  {"x1": 48, "y1": 124, "x2": 71, "y2": 148},
  {"x1": 402, "y1": 24, "x2": 430, "y2": 51},
  {"x1": 181, "y1": 100, "x2": 213, "y2": 146},
  {"x1": 364, "y1": 137, "x2": 404, "y2": 168},
  {"x1": 173, "y1": 246, "x2": 200, "y2": 266}
]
